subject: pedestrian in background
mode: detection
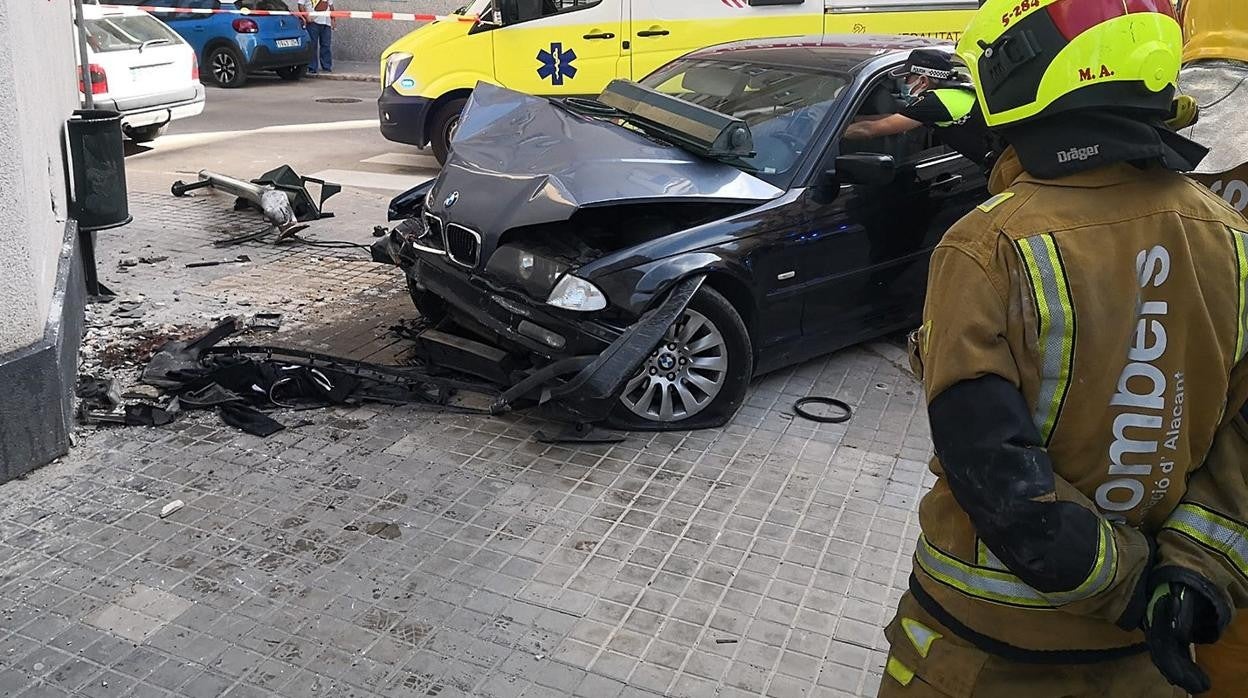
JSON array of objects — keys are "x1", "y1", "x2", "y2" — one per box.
[{"x1": 298, "y1": 0, "x2": 334, "y2": 74}]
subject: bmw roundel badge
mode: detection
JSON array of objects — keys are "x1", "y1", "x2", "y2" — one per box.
[{"x1": 444, "y1": 191, "x2": 460, "y2": 208}]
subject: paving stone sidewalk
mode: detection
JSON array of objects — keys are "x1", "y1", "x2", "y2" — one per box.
[{"x1": 0, "y1": 196, "x2": 935, "y2": 698}]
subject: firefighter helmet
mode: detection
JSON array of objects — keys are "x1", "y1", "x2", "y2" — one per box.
[
  {"x1": 1177, "y1": 0, "x2": 1248, "y2": 174},
  {"x1": 956, "y1": 0, "x2": 1183, "y2": 128},
  {"x1": 1181, "y1": 0, "x2": 1248, "y2": 65}
]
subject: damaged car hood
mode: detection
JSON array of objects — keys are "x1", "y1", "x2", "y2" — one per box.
[{"x1": 426, "y1": 82, "x2": 784, "y2": 239}]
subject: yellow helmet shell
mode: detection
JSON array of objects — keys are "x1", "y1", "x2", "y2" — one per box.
[
  {"x1": 1182, "y1": 0, "x2": 1248, "y2": 65},
  {"x1": 956, "y1": 0, "x2": 1183, "y2": 128}
]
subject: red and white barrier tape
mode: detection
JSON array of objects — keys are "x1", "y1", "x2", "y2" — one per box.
[{"x1": 95, "y1": 4, "x2": 478, "y2": 22}]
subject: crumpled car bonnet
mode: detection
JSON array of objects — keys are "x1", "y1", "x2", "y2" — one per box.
[{"x1": 427, "y1": 82, "x2": 783, "y2": 234}]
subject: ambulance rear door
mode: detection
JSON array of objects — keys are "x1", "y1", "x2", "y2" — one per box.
[{"x1": 628, "y1": 0, "x2": 822, "y2": 81}]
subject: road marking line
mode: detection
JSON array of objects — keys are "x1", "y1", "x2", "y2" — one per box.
[
  {"x1": 360, "y1": 152, "x2": 441, "y2": 169},
  {"x1": 309, "y1": 169, "x2": 434, "y2": 192}
]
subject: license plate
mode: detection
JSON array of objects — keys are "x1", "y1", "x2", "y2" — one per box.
[
  {"x1": 276, "y1": 38, "x2": 300, "y2": 48},
  {"x1": 130, "y1": 64, "x2": 171, "y2": 79}
]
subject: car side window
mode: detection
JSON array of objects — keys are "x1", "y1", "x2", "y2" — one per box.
[
  {"x1": 838, "y1": 74, "x2": 938, "y2": 165},
  {"x1": 500, "y1": 0, "x2": 602, "y2": 25}
]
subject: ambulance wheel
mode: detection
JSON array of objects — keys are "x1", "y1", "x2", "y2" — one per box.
[
  {"x1": 608, "y1": 287, "x2": 753, "y2": 431},
  {"x1": 430, "y1": 97, "x2": 467, "y2": 165}
]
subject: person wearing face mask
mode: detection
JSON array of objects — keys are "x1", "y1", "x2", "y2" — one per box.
[{"x1": 843, "y1": 48, "x2": 998, "y2": 170}]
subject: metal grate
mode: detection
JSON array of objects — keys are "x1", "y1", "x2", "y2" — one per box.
[{"x1": 444, "y1": 224, "x2": 481, "y2": 268}]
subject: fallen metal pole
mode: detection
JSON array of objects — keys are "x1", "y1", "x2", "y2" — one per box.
[{"x1": 195, "y1": 169, "x2": 298, "y2": 233}]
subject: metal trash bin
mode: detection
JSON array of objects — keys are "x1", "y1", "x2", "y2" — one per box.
[{"x1": 67, "y1": 109, "x2": 131, "y2": 231}]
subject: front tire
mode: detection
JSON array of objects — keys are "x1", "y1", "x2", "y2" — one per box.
[
  {"x1": 609, "y1": 287, "x2": 752, "y2": 431},
  {"x1": 429, "y1": 97, "x2": 467, "y2": 166},
  {"x1": 406, "y1": 274, "x2": 448, "y2": 325},
  {"x1": 208, "y1": 45, "x2": 247, "y2": 88},
  {"x1": 276, "y1": 65, "x2": 306, "y2": 81}
]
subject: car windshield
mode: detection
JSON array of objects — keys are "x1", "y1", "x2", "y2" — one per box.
[
  {"x1": 640, "y1": 57, "x2": 850, "y2": 180},
  {"x1": 85, "y1": 14, "x2": 179, "y2": 52}
]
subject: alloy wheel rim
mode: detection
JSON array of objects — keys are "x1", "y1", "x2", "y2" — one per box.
[
  {"x1": 620, "y1": 308, "x2": 728, "y2": 422},
  {"x1": 212, "y1": 53, "x2": 237, "y2": 83}
]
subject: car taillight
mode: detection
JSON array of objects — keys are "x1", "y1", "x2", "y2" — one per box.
[
  {"x1": 191, "y1": 53, "x2": 199, "y2": 81},
  {"x1": 232, "y1": 18, "x2": 259, "y2": 33},
  {"x1": 77, "y1": 64, "x2": 108, "y2": 95}
]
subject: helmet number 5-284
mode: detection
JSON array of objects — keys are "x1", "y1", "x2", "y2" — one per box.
[{"x1": 1002, "y1": 0, "x2": 1043, "y2": 27}]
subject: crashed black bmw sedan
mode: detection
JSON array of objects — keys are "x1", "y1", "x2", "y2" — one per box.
[{"x1": 372, "y1": 35, "x2": 988, "y2": 431}]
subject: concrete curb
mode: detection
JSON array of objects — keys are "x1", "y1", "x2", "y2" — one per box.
[{"x1": 309, "y1": 72, "x2": 379, "y2": 83}]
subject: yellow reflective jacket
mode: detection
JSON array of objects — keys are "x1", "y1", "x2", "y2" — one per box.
[{"x1": 907, "y1": 146, "x2": 1248, "y2": 660}]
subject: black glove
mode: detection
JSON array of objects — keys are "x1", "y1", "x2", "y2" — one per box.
[{"x1": 1144, "y1": 582, "x2": 1215, "y2": 694}]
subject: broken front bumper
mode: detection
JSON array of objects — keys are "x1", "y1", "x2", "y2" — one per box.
[
  {"x1": 371, "y1": 228, "x2": 705, "y2": 425},
  {"x1": 371, "y1": 227, "x2": 622, "y2": 358}
]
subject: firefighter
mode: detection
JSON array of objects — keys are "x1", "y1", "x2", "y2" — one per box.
[
  {"x1": 1172, "y1": 1, "x2": 1248, "y2": 694},
  {"x1": 879, "y1": 0, "x2": 1248, "y2": 696},
  {"x1": 1177, "y1": 0, "x2": 1248, "y2": 215},
  {"x1": 843, "y1": 48, "x2": 998, "y2": 169}
]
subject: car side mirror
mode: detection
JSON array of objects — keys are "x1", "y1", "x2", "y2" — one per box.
[{"x1": 833, "y1": 153, "x2": 897, "y2": 185}]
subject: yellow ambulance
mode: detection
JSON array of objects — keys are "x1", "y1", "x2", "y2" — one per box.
[{"x1": 378, "y1": 0, "x2": 979, "y2": 163}]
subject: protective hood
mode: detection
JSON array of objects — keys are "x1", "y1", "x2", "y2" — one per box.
[
  {"x1": 424, "y1": 82, "x2": 783, "y2": 241},
  {"x1": 1179, "y1": 61, "x2": 1248, "y2": 175}
]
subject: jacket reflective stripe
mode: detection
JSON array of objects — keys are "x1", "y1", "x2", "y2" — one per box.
[
  {"x1": 931, "y1": 88, "x2": 976, "y2": 126},
  {"x1": 1163, "y1": 503, "x2": 1248, "y2": 580},
  {"x1": 1016, "y1": 234, "x2": 1076, "y2": 445},
  {"x1": 976, "y1": 539, "x2": 1010, "y2": 570},
  {"x1": 916, "y1": 523, "x2": 1117, "y2": 608},
  {"x1": 1232, "y1": 229, "x2": 1248, "y2": 362}
]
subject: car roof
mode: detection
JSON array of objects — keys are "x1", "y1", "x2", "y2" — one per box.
[
  {"x1": 684, "y1": 34, "x2": 956, "y2": 74},
  {"x1": 81, "y1": 4, "x2": 151, "y2": 19}
]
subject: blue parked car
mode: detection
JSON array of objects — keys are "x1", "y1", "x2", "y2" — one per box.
[{"x1": 106, "y1": 0, "x2": 313, "y2": 87}]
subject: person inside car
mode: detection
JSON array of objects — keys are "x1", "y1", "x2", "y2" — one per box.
[{"x1": 843, "y1": 48, "x2": 997, "y2": 170}]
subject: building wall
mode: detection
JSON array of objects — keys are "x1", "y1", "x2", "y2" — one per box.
[
  {"x1": 0, "y1": 0, "x2": 77, "y2": 354},
  {"x1": 0, "y1": 0, "x2": 85, "y2": 478},
  {"x1": 328, "y1": 0, "x2": 462, "y2": 65}
]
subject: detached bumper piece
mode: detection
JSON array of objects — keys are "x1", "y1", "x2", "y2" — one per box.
[
  {"x1": 139, "y1": 317, "x2": 502, "y2": 437},
  {"x1": 132, "y1": 274, "x2": 704, "y2": 437},
  {"x1": 527, "y1": 275, "x2": 705, "y2": 426}
]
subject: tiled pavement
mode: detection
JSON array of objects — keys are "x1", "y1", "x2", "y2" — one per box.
[{"x1": 0, "y1": 196, "x2": 936, "y2": 697}]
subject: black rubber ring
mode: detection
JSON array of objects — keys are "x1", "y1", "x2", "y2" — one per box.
[{"x1": 793, "y1": 397, "x2": 852, "y2": 424}]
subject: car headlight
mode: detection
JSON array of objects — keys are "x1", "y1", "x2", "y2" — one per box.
[
  {"x1": 486, "y1": 244, "x2": 567, "y2": 298},
  {"x1": 547, "y1": 275, "x2": 607, "y2": 312},
  {"x1": 384, "y1": 52, "x2": 414, "y2": 88}
]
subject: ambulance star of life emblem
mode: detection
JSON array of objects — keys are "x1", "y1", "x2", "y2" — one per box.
[{"x1": 537, "y1": 42, "x2": 578, "y2": 86}]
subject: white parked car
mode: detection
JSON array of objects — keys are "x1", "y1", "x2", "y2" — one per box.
[{"x1": 77, "y1": 4, "x2": 205, "y2": 142}]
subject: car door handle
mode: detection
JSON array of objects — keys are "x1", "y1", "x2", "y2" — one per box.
[
  {"x1": 931, "y1": 173, "x2": 963, "y2": 190},
  {"x1": 636, "y1": 29, "x2": 670, "y2": 37},
  {"x1": 583, "y1": 32, "x2": 615, "y2": 40}
]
